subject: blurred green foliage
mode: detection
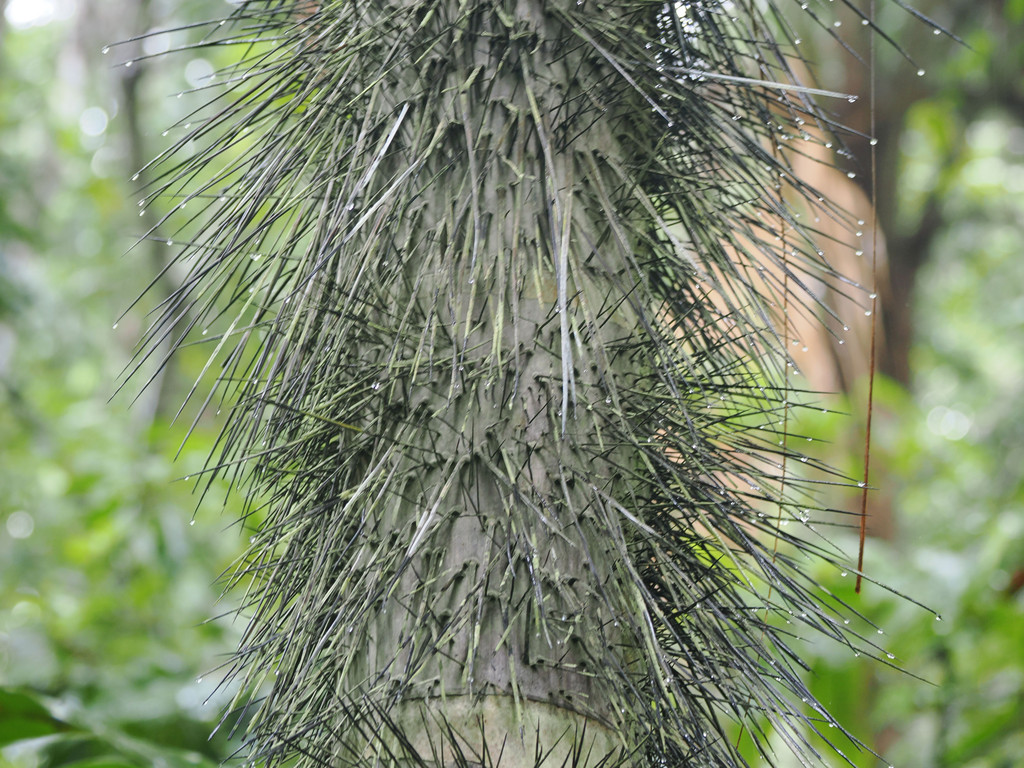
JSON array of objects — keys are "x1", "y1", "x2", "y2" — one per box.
[
  {"x1": 1, "y1": 1, "x2": 1021, "y2": 766},
  {"x1": 1, "y1": 1, "x2": 248, "y2": 764}
]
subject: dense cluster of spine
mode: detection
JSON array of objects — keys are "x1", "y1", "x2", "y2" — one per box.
[{"x1": 131, "y1": 1, "x2": 924, "y2": 766}]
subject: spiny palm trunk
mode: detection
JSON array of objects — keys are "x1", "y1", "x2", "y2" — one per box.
[
  {"x1": 136, "y1": 1, "x2": 912, "y2": 766},
  {"x1": 244, "y1": 4, "x2": 659, "y2": 762}
]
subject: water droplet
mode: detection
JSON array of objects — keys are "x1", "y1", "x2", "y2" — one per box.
[
  {"x1": 793, "y1": 38, "x2": 801, "y2": 45},
  {"x1": 886, "y1": 653, "x2": 895, "y2": 659},
  {"x1": 196, "y1": 676, "x2": 203, "y2": 683},
  {"x1": 877, "y1": 629, "x2": 884, "y2": 634},
  {"x1": 166, "y1": 239, "x2": 173, "y2": 246},
  {"x1": 202, "y1": 329, "x2": 209, "y2": 336},
  {"x1": 162, "y1": 130, "x2": 169, "y2": 137},
  {"x1": 865, "y1": 310, "x2": 872, "y2": 317},
  {"x1": 858, "y1": 482, "x2": 866, "y2": 488},
  {"x1": 101, "y1": 46, "x2": 111, "y2": 54},
  {"x1": 843, "y1": 618, "x2": 850, "y2": 624},
  {"x1": 131, "y1": 173, "x2": 140, "y2": 181},
  {"x1": 935, "y1": 614, "x2": 943, "y2": 621},
  {"x1": 862, "y1": 18, "x2": 869, "y2": 25},
  {"x1": 869, "y1": 292, "x2": 877, "y2": 299},
  {"x1": 934, "y1": 28, "x2": 941, "y2": 34},
  {"x1": 917, "y1": 68, "x2": 926, "y2": 77},
  {"x1": 125, "y1": 60, "x2": 133, "y2": 68},
  {"x1": 190, "y1": 520, "x2": 195, "y2": 526},
  {"x1": 112, "y1": 323, "x2": 119, "y2": 330},
  {"x1": 847, "y1": 171, "x2": 856, "y2": 179},
  {"x1": 833, "y1": 20, "x2": 842, "y2": 27},
  {"x1": 869, "y1": 138, "x2": 878, "y2": 146},
  {"x1": 847, "y1": 96, "x2": 857, "y2": 104},
  {"x1": 843, "y1": 325, "x2": 850, "y2": 331},
  {"x1": 249, "y1": 535, "x2": 257, "y2": 544},
  {"x1": 841, "y1": 571, "x2": 848, "y2": 577}
]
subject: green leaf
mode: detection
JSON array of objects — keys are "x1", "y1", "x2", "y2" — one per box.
[{"x1": 0, "y1": 687, "x2": 74, "y2": 746}]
